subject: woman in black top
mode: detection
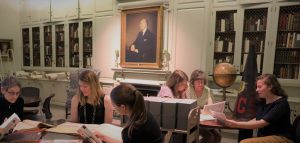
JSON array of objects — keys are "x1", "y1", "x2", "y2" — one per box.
[
  {"x1": 0, "y1": 76, "x2": 23, "y2": 124},
  {"x1": 95, "y1": 83, "x2": 162, "y2": 143},
  {"x1": 70, "y1": 70, "x2": 113, "y2": 124},
  {"x1": 223, "y1": 74, "x2": 294, "y2": 143}
]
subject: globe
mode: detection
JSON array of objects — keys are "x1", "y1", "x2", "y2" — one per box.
[{"x1": 213, "y1": 62, "x2": 237, "y2": 88}]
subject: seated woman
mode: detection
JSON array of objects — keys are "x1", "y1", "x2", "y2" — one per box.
[
  {"x1": 157, "y1": 70, "x2": 188, "y2": 99},
  {"x1": 95, "y1": 83, "x2": 162, "y2": 143},
  {"x1": 223, "y1": 74, "x2": 294, "y2": 143},
  {"x1": 70, "y1": 70, "x2": 113, "y2": 124},
  {"x1": 0, "y1": 76, "x2": 23, "y2": 124},
  {"x1": 187, "y1": 69, "x2": 221, "y2": 143}
]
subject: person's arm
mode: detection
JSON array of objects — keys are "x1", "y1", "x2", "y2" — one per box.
[
  {"x1": 104, "y1": 95, "x2": 113, "y2": 124},
  {"x1": 224, "y1": 118, "x2": 269, "y2": 129},
  {"x1": 94, "y1": 131, "x2": 122, "y2": 143},
  {"x1": 70, "y1": 95, "x2": 79, "y2": 123}
]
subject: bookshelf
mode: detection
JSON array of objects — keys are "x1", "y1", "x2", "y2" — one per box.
[
  {"x1": 32, "y1": 27, "x2": 41, "y2": 66},
  {"x1": 69, "y1": 22, "x2": 79, "y2": 68},
  {"x1": 55, "y1": 24, "x2": 65, "y2": 67},
  {"x1": 213, "y1": 10, "x2": 237, "y2": 67},
  {"x1": 44, "y1": 25, "x2": 52, "y2": 67},
  {"x1": 82, "y1": 21, "x2": 93, "y2": 68},
  {"x1": 22, "y1": 28, "x2": 30, "y2": 67},
  {"x1": 240, "y1": 8, "x2": 268, "y2": 75},
  {"x1": 274, "y1": 5, "x2": 300, "y2": 79}
]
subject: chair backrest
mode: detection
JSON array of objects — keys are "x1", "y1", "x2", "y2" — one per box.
[
  {"x1": 21, "y1": 87, "x2": 40, "y2": 107},
  {"x1": 42, "y1": 93, "x2": 55, "y2": 119},
  {"x1": 186, "y1": 107, "x2": 200, "y2": 143},
  {"x1": 65, "y1": 68, "x2": 101, "y2": 119},
  {"x1": 293, "y1": 115, "x2": 300, "y2": 143}
]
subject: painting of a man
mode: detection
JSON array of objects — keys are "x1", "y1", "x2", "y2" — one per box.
[
  {"x1": 121, "y1": 6, "x2": 162, "y2": 69},
  {"x1": 127, "y1": 18, "x2": 156, "y2": 63}
]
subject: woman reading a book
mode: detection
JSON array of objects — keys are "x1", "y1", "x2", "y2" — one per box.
[
  {"x1": 223, "y1": 74, "x2": 294, "y2": 143},
  {"x1": 95, "y1": 83, "x2": 162, "y2": 143},
  {"x1": 0, "y1": 76, "x2": 23, "y2": 124},
  {"x1": 187, "y1": 69, "x2": 221, "y2": 143},
  {"x1": 157, "y1": 69, "x2": 189, "y2": 99},
  {"x1": 70, "y1": 70, "x2": 113, "y2": 124}
]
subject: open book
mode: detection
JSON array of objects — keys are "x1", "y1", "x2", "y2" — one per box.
[
  {"x1": 0, "y1": 113, "x2": 21, "y2": 140},
  {"x1": 46, "y1": 122, "x2": 123, "y2": 142},
  {"x1": 13, "y1": 119, "x2": 54, "y2": 131},
  {"x1": 200, "y1": 101, "x2": 226, "y2": 121}
]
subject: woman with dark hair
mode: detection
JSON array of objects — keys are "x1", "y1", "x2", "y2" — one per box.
[
  {"x1": 70, "y1": 70, "x2": 113, "y2": 124},
  {"x1": 0, "y1": 76, "x2": 23, "y2": 124},
  {"x1": 223, "y1": 74, "x2": 293, "y2": 143},
  {"x1": 157, "y1": 69, "x2": 188, "y2": 99},
  {"x1": 95, "y1": 83, "x2": 162, "y2": 143}
]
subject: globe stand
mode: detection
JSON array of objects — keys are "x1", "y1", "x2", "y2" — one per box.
[
  {"x1": 222, "y1": 88, "x2": 233, "y2": 112},
  {"x1": 212, "y1": 63, "x2": 238, "y2": 113}
]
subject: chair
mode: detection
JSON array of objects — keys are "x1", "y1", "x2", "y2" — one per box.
[
  {"x1": 21, "y1": 87, "x2": 41, "y2": 116},
  {"x1": 292, "y1": 115, "x2": 300, "y2": 143},
  {"x1": 42, "y1": 93, "x2": 55, "y2": 120},
  {"x1": 65, "y1": 68, "x2": 101, "y2": 119},
  {"x1": 163, "y1": 107, "x2": 200, "y2": 143}
]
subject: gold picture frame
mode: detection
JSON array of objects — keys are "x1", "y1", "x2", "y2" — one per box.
[
  {"x1": 0, "y1": 39, "x2": 13, "y2": 61},
  {"x1": 120, "y1": 6, "x2": 163, "y2": 69}
]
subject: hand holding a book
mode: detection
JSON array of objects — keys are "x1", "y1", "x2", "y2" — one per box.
[{"x1": 94, "y1": 131, "x2": 121, "y2": 143}]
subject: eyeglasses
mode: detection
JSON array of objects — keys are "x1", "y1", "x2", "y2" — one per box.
[{"x1": 7, "y1": 91, "x2": 20, "y2": 96}]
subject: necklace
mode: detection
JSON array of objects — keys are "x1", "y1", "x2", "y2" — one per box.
[{"x1": 83, "y1": 105, "x2": 96, "y2": 124}]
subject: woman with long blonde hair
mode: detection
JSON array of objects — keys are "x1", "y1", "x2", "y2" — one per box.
[{"x1": 70, "y1": 70, "x2": 113, "y2": 124}]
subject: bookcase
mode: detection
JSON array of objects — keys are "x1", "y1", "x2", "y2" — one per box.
[
  {"x1": 44, "y1": 25, "x2": 53, "y2": 67},
  {"x1": 32, "y1": 27, "x2": 41, "y2": 67},
  {"x1": 22, "y1": 28, "x2": 30, "y2": 67},
  {"x1": 240, "y1": 8, "x2": 268, "y2": 75},
  {"x1": 69, "y1": 22, "x2": 79, "y2": 68},
  {"x1": 55, "y1": 24, "x2": 65, "y2": 67},
  {"x1": 213, "y1": 10, "x2": 237, "y2": 67},
  {"x1": 273, "y1": 5, "x2": 300, "y2": 80},
  {"x1": 82, "y1": 21, "x2": 93, "y2": 68}
]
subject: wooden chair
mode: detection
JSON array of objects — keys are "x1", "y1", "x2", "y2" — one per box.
[{"x1": 163, "y1": 107, "x2": 200, "y2": 143}]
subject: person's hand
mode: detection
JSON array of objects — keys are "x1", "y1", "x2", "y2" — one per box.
[
  {"x1": 130, "y1": 45, "x2": 135, "y2": 52},
  {"x1": 130, "y1": 45, "x2": 138, "y2": 53},
  {"x1": 223, "y1": 119, "x2": 236, "y2": 128},
  {"x1": 94, "y1": 131, "x2": 117, "y2": 143},
  {"x1": 0, "y1": 128, "x2": 4, "y2": 134}
]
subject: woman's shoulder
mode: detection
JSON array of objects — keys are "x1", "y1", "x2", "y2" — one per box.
[
  {"x1": 157, "y1": 85, "x2": 173, "y2": 98},
  {"x1": 71, "y1": 95, "x2": 79, "y2": 102}
]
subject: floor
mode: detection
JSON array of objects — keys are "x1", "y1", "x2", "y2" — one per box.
[{"x1": 50, "y1": 105, "x2": 238, "y2": 143}]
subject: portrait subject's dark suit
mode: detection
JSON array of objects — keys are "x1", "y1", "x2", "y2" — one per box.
[{"x1": 126, "y1": 29, "x2": 156, "y2": 63}]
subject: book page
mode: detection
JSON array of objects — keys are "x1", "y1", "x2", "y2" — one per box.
[
  {"x1": 14, "y1": 120, "x2": 54, "y2": 131},
  {"x1": 46, "y1": 122, "x2": 123, "y2": 142},
  {"x1": 0, "y1": 113, "x2": 20, "y2": 133},
  {"x1": 202, "y1": 101, "x2": 226, "y2": 115}
]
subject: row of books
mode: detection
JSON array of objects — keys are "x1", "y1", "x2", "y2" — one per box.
[
  {"x1": 275, "y1": 65, "x2": 299, "y2": 79},
  {"x1": 244, "y1": 38, "x2": 264, "y2": 53},
  {"x1": 277, "y1": 32, "x2": 300, "y2": 48},
  {"x1": 216, "y1": 12, "x2": 237, "y2": 32},
  {"x1": 244, "y1": 15, "x2": 267, "y2": 32},
  {"x1": 214, "y1": 37, "x2": 234, "y2": 52},
  {"x1": 278, "y1": 12, "x2": 300, "y2": 31},
  {"x1": 213, "y1": 56, "x2": 233, "y2": 65},
  {"x1": 274, "y1": 51, "x2": 300, "y2": 63}
]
